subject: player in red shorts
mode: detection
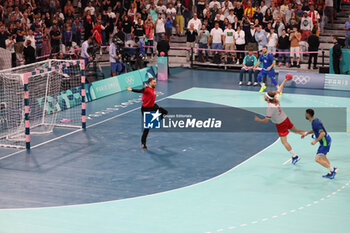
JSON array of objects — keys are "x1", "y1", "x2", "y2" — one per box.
[{"x1": 254, "y1": 79, "x2": 305, "y2": 164}]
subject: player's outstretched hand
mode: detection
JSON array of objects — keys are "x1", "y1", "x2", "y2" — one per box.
[
  {"x1": 311, "y1": 140, "x2": 317, "y2": 145},
  {"x1": 301, "y1": 131, "x2": 308, "y2": 139},
  {"x1": 126, "y1": 86, "x2": 132, "y2": 91}
]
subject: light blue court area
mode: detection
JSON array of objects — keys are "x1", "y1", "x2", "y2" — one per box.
[{"x1": 0, "y1": 68, "x2": 350, "y2": 233}]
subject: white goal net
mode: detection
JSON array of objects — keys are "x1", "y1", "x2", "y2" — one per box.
[{"x1": 0, "y1": 59, "x2": 86, "y2": 149}]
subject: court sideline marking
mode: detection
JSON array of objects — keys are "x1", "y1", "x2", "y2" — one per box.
[
  {"x1": 0, "y1": 88, "x2": 193, "y2": 161},
  {"x1": 205, "y1": 180, "x2": 350, "y2": 233}
]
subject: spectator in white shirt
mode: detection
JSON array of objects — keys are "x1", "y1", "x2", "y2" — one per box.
[
  {"x1": 155, "y1": 14, "x2": 166, "y2": 42},
  {"x1": 209, "y1": 0, "x2": 221, "y2": 9},
  {"x1": 221, "y1": 1, "x2": 231, "y2": 18},
  {"x1": 107, "y1": 7, "x2": 116, "y2": 19},
  {"x1": 203, "y1": 3, "x2": 210, "y2": 16},
  {"x1": 234, "y1": 25, "x2": 246, "y2": 64},
  {"x1": 157, "y1": 0, "x2": 167, "y2": 15},
  {"x1": 188, "y1": 13, "x2": 202, "y2": 31},
  {"x1": 272, "y1": 17, "x2": 285, "y2": 37},
  {"x1": 210, "y1": 22, "x2": 224, "y2": 59},
  {"x1": 24, "y1": 29, "x2": 36, "y2": 50},
  {"x1": 6, "y1": 34, "x2": 16, "y2": 67},
  {"x1": 81, "y1": 37, "x2": 93, "y2": 66},
  {"x1": 283, "y1": 3, "x2": 293, "y2": 25},
  {"x1": 222, "y1": 0, "x2": 233, "y2": 9},
  {"x1": 300, "y1": 11, "x2": 313, "y2": 41},
  {"x1": 227, "y1": 9, "x2": 236, "y2": 24},
  {"x1": 166, "y1": 3, "x2": 176, "y2": 16},
  {"x1": 267, "y1": 28, "x2": 278, "y2": 55},
  {"x1": 84, "y1": 2, "x2": 95, "y2": 16},
  {"x1": 260, "y1": 1, "x2": 268, "y2": 16},
  {"x1": 223, "y1": 23, "x2": 236, "y2": 63}
]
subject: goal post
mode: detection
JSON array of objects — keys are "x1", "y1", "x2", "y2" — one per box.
[{"x1": 0, "y1": 59, "x2": 86, "y2": 150}]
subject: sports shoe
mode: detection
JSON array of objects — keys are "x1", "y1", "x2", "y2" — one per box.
[
  {"x1": 253, "y1": 82, "x2": 258, "y2": 86},
  {"x1": 291, "y1": 156, "x2": 300, "y2": 165},
  {"x1": 239, "y1": 81, "x2": 243, "y2": 85},
  {"x1": 247, "y1": 81, "x2": 252, "y2": 86},
  {"x1": 322, "y1": 172, "x2": 333, "y2": 179},
  {"x1": 141, "y1": 144, "x2": 148, "y2": 150},
  {"x1": 329, "y1": 167, "x2": 338, "y2": 179},
  {"x1": 259, "y1": 85, "x2": 267, "y2": 93},
  {"x1": 236, "y1": 61, "x2": 240, "y2": 65}
]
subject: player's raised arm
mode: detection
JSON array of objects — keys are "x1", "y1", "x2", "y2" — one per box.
[
  {"x1": 277, "y1": 78, "x2": 287, "y2": 94},
  {"x1": 126, "y1": 86, "x2": 145, "y2": 93}
]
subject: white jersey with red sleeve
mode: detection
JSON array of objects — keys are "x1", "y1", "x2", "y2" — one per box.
[{"x1": 266, "y1": 94, "x2": 288, "y2": 124}]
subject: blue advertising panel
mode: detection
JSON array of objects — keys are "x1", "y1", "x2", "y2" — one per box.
[
  {"x1": 38, "y1": 66, "x2": 158, "y2": 111},
  {"x1": 324, "y1": 74, "x2": 350, "y2": 91},
  {"x1": 278, "y1": 71, "x2": 325, "y2": 89}
]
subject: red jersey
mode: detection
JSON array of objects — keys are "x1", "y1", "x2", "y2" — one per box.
[{"x1": 142, "y1": 87, "x2": 156, "y2": 107}]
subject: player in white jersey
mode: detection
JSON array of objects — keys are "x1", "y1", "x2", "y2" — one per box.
[{"x1": 254, "y1": 79, "x2": 305, "y2": 164}]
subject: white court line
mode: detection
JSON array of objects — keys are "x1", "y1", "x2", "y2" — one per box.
[
  {"x1": 282, "y1": 158, "x2": 292, "y2": 165},
  {"x1": 2, "y1": 123, "x2": 281, "y2": 210},
  {"x1": 0, "y1": 87, "x2": 193, "y2": 162}
]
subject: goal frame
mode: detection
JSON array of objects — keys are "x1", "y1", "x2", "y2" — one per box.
[{"x1": 0, "y1": 59, "x2": 87, "y2": 150}]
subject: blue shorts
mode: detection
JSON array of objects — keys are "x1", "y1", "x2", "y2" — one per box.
[
  {"x1": 111, "y1": 62, "x2": 122, "y2": 73},
  {"x1": 82, "y1": 57, "x2": 90, "y2": 66},
  {"x1": 212, "y1": 43, "x2": 223, "y2": 50},
  {"x1": 317, "y1": 143, "x2": 331, "y2": 156},
  {"x1": 259, "y1": 68, "x2": 276, "y2": 78}
]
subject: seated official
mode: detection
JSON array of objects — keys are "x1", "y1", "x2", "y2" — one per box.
[{"x1": 239, "y1": 48, "x2": 259, "y2": 86}]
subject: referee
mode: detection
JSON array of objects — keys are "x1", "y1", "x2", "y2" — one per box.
[{"x1": 126, "y1": 77, "x2": 168, "y2": 150}]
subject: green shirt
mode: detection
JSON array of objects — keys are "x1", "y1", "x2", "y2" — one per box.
[
  {"x1": 243, "y1": 55, "x2": 257, "y2": 67},
  {"x1": 199, "y1": 30, "x2": 210, "y2": 44}
]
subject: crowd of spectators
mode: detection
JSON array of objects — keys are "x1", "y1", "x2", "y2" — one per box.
[{"x1": 0, "y1": 0, "x2": 347, "y2": 69}]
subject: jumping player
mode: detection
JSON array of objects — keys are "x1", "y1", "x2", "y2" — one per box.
[
  {"x1": 301, "y1": 109, "x2": 338, "y2": 179},
  {"x1": 126, "y1": 77, "x2": 168, "y2": 150},
  {"x1": 254, "y1": 78, "x2": 305, "y2": 164},
  {"x1": 253, "y1": 45, "x2": 279, "y2": 93}
]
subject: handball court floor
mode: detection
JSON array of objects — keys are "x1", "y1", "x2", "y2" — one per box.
[{"x1": 0, "y1": 68, "x2": 350, "y2": 233}]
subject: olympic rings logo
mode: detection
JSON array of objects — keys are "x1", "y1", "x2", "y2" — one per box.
[
  {"x1": 292, "y1": 75, "x2": 310, "y2": 85},
  {"x1": 125, "y1": 76, "x2": 135, "y2": 85}
]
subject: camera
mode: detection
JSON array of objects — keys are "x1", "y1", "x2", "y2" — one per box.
[{"x1": 87, "y1": 43, "x2": 100, "y2": 59}]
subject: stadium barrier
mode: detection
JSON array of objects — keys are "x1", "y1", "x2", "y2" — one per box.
[
  {"x1": 37, "y1": 65, "x2": 158, "y2": 114},
  {"x1": 278, "y1": 71, "x2": 350, "y2": 91}
]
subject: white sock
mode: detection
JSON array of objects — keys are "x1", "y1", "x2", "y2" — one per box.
[
  {"x1": 260, "y1": 82, "x2": 265, "y2": 87},
  {"x1": 289, "y1": 150, "x2": 297, "y2": 158}
]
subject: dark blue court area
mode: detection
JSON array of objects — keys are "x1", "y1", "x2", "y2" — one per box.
[{"x1": 0, "y1": 68, "x2": 279, "y2": 208}]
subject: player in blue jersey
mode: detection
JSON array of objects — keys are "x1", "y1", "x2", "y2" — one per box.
[
  {"x1": 253, "y1": 45, "x2": 279, "y2": 93},
  {"x1": 302, "y1": 109, "x2": 338, "y2": 179}
]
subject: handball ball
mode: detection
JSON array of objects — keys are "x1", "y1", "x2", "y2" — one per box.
[
  {"x1": 285, "y1": 73, "x2": 293, "y2": 81},
  {"x1": 160, "y1": 52, "x2": 165, "y2": 56}
]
